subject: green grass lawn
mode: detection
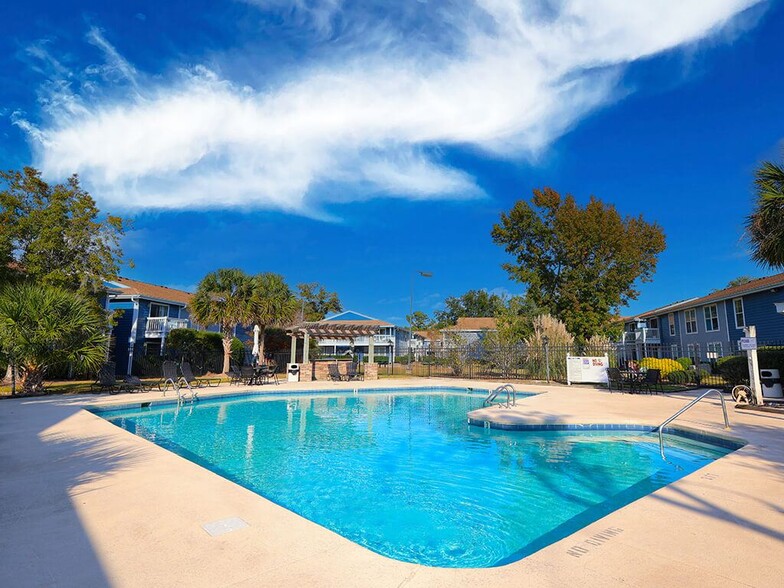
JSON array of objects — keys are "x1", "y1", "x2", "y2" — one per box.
[{"x1": 0, "y1": 378, "x2": 166, "y2": 397}]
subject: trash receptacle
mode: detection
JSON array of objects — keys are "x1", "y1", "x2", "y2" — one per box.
[
  {"x1": 760, "y1": 368, "x2": 783, "y2": 398},
  {"x1": 287, "y1": 363, "x2": 300, "y2": 383}
]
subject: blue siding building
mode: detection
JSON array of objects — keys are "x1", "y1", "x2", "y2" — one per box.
[
  {"x1": 106, "y1": 278, "x2": 194, "y2": 375},
  {"x1": 620, "y1": 272, "x2": 784, "y2": 362}
]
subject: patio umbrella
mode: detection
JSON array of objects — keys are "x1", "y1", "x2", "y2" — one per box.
[{"x1": 252, "y1": 324, "x2": 261, "y2": 362}]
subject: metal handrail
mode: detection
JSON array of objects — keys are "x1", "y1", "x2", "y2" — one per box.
[
  {"x1": 484, "y1": 384, "x2": 516, "y2": 408},
  {"x1": 652, "y1": 388, "x2": 730, "y2": 459}
]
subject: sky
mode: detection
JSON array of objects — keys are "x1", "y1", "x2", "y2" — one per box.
[{"x1": 2, "y1": 0, "x2": 784, "y2": 324}]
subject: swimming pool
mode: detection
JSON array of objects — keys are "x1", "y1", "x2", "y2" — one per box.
[{"x1": 96, "y1": 389, "x2": 735, "y2": 568}]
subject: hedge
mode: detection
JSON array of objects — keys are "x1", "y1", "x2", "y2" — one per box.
[
  {"x1": 716, "y1": 348, "x2": 784, "y2": 387},
  {"x1": 676, "y1": 357, "x2": 692, "y2": 370},
  {"x1": 668, "y1": 370, "x2": 690, "y2": 385}
]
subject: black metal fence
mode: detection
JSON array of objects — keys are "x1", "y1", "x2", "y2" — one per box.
[
  {"x1": 128, "y1": 339, "x2": 784, "y2": 390},
  {"x1": 375, "y1": 340, "x2": 784, "y2": 389}
]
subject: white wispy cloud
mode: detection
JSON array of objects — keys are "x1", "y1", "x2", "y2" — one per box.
[{"x1": 17, "y1": 0, "x2": 764, "y2": 217}]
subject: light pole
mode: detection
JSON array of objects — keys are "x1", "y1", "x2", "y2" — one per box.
[{"x1": 409, "y1": 270, "x2": 433, "y2": 371}]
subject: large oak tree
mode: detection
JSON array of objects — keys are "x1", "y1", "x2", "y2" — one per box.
[
  {"x1": 491, "y1": 188, "x2": 665, "y2": 340},
  {"x1": 0, "y1": 167, "x2": 129, "y2": 297}
]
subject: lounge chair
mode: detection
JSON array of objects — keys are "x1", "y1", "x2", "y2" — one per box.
[
  {"x1": 640, "y1": 369, "x2": 663, "y2": 394},
  {"x1": 161, "y1": 360, "x2": 186, "y2": 394},
  {"x1": 122, "y1": 375, "x2": 153, "y2": 393},
  {"x1": 181, "y1": 361, "x2": 221, "y2": 387},
  {"x1": 328, "y1": 363, "x2": 344, "y2": 381},
  {"x1": 345, "y1": 362, "x2": 363, "y2": 381},
  {"x1": 91, "y1": 362, "x2": 125, "y2": 394}
]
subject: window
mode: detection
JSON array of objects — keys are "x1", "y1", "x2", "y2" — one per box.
[
  {"x1": 149, "y1": 303, "x2": 168, "y2": 317},
  {"x1": 144, "y1": 340, "x2": 162, "y2": 356},
  {"x1": 687, "y1": 343, "x2": 701, "y2": 361},
  {"x1": 707, "y1": 342, "x2": 723, "y2": 358},
  {"x1": 648, "y1": 317, "x2": 658, "y2": 329},
  {"x1": 670, "y1": 344, "x2": 679, "y2": 358},
  {"x1": 704, "y1": 304, "x2": 719, "y2": 332},
  {"x1": 684, "y1": 309, "x2": 698, "y2": 334},
  {"x1": 668, "y1": 313, "x2": 676, "y2": 336},
  {"x1": 733, "y1": 298, "x2": 745, "y2": 328}
]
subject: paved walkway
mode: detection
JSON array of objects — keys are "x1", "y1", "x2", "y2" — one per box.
[{"x1": 1, "y1": 380, "x2": 783, "y2": 587}]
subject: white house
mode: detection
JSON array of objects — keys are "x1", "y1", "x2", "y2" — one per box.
[{"x1": 315, "y1": 311, "x2": 410, "y2": 361}]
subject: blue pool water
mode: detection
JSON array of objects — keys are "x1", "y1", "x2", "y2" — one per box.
[{"x1": 97, "y1": 390, "x2": 733, "y2": 567}]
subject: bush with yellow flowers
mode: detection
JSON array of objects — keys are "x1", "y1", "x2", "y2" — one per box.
[{"x1": 640, "y1": 357, "x2": 684, "y2": 378}]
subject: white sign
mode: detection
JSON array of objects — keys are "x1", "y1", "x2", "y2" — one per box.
[
  {"x1": 740, "y1": 337, "x2": 757, "y2": 351},
  {"x1": 566, "y1": 355, "x2": 609, "y2": 385}
]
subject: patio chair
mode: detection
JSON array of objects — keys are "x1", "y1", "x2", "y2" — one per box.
[
  {"x1": 181, "y1": 361, "x2": 221, "y2": 388},
  {"x1": 328, "y1": 363, "x2": 344, "y2": 381},
  {"x1": 226, "y1": 362, "x2": 243, "y2": 385},
  {"x1": 640, "y1": 369, "x2": 663, "y2": 395},
  {"x1": 258, "y1": 363, "x2": 279, "y2": 385},
  {"x1": 606, "y1": 367, "x2": 626, "y2": 393},
  {"x1": 160, "y1": 360, "x2": 186, "y2": 394},
  {"x1": 345, "y1": 362, "x2": 363, "y2": 382},
  {"x1": 91, "y1": 362, "x2": 125, "y2": 394},
  {"x1": 240, "y1": 365, "x2": 257, "y2": 385}
]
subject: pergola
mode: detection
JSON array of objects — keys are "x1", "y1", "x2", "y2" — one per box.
[{"x1": 286, "y1": 321, "x2": 382, "y2": 364}]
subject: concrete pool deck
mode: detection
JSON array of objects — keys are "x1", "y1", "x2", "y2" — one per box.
[{"x1": 1, "y1": 380, "x2": 783, "y2": 587}]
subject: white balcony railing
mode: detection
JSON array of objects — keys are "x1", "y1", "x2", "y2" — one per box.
[
  {"x1": 620, "y1": 328, "x2": 660, "y2": 344},
  {"x1": 317, "y1": 335, "x2": 396, "y2": 347},
  {"x1": 145, "y1": 316, "x2": 189, "y2": 338}
]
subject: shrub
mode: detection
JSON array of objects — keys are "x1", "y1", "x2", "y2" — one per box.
[
  {"x1": 639, "y1": 357, "x2": 682, "y2": 378},
  {"x1": 361, "y1": 356, "x2": 389, "y2": 364},
  {"x1": 231, "y1": 337, "x2": 245, "y2": 366},
  {"x1": 165, "y1": 328, "x2": 224, "y2": 373},
  {"x1": 715, "y1": 348, "x2": 784, "y2": 386},
  {"x1": 716, "y1": 356, "x2": 748, "y2": 386},
  {"x1": 676, "y1": 357, "x2": 692, "y2": 370},
  {"x1": 668, "y1": 370, "x2": 690, "y2": 385},
  {"x1": 524, "y1": 314, "x2": 574, "y2": 381}
]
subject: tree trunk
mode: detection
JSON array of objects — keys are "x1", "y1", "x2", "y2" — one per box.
[
  {"x1": 222, "y1": 335, "x2": 232, "y2": 374},
  {"x1": 2, "y1": 364, "x2": 16, "y2": 395},
  {"x1": 20, "y1": 367, "x2": 46, "y2": 395}
]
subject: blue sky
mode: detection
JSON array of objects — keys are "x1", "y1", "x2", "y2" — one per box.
[{"x1": 2, "y1": 1, "x2": 783, "y2": 324}]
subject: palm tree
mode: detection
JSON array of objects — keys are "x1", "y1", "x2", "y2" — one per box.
[
  {"x1": 250, "y1": 273, "x2": 299, "y2": 360},
  {"x1": 190, "y1": 269, "x2": 255, "y2": 373},
  {"x1": 747, "y1": 156, "x2": 784, "y2": 267},
  {"x1": 0, "y1": 283, "x2": 109, "y2": 395}
]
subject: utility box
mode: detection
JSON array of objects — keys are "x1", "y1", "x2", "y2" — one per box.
[
  {"x1": 287, "y1": 363, "x2": 300, "y2": 383},
  {"x1": 760, "y1": 368, "x2": 783, "y2": 398}
]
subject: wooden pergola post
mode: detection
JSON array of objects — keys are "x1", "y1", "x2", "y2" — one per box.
[{"x1": 286, "y1": 320, "x2": 382, "y2": 377}]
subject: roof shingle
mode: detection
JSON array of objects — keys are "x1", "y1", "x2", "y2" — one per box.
[{"x1": 108, "y1": 277, "x2": 193, "y2": 306}]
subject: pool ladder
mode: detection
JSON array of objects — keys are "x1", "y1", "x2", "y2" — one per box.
[
  {"x1": 652, "y1": 388, "x2": 729, "y2": 460},
  {"x1": 163, "y1": 377, "x2": 199, "y2": 405},
  {"x1": 484, "y1": 384, "x2": 516, "y2": 408}
]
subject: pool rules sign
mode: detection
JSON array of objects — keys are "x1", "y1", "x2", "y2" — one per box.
[{"x1": 566, "y1": 355, "x2": 610, "y2": 385}]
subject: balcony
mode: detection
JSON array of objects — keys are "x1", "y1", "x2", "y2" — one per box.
[
  {"x1": 317, "y1": 335, "x2": 396, "y2": 347},
  {"x1": 620, "y1": 328, "x2": 660, "y2": 344},
  {"x1": 145, "y1": 317, "x2": 190, "y2": 338}
]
